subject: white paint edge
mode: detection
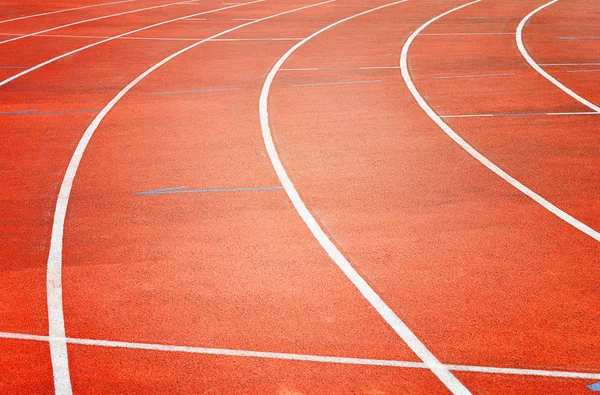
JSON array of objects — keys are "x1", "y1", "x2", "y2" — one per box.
[
  {"x1": 400, "y1": 0, "x2": 600, "y2": 242},
  {"x1": 258, "y1": 2, "x2": 470, "y2": 394},
  {"x1": 0, "y1": 0, "x2": 134, "y2": 25},
  {"x1": 516, "y1": 0, "x2": 600, "y2": 113},
  {"x1": 0, "y1": 0, "x2": 198, "y2": 46},
  {"x1": 0, "y1": 2, "x2": 263, "y2": 87},
  {"x1": 44, "y1": 1, "x2": 335, "y2": 393},
  {"x1": 2, "y1": 332, "x2": 598, "y2": 380}
]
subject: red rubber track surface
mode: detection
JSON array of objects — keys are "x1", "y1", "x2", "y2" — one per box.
[{"x1": 1, "y1": 0, "x2": 599, "y2": 393}]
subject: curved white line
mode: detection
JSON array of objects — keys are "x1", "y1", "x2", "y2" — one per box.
[
  {"x1": 0, "y1": 0, "x2": 195, "y2": 46},
  {"x1": 0, "y1": 0, "x2": 134, "y2": 25},
  {"x1": 259, "y1": 2, "x2": 470, "y2": 394},
  {"x1": 516, "y1": 0, "x2": 600, "y2": 113},
  {"x1": 0, "y1": 2, "x2": 256, "y2": 87},
  {"x1": 400, "y1": 0, "x2": 600, "y2": 242},
  {"x1": 45, "y1": 2, "x2": 335, "y2": 393}
]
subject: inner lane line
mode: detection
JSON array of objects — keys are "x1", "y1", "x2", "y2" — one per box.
[
  {"x1": 149, "y1": 87, "x2": 240, "y2": 94},
  {"x1": 432, "y1": 73, "x2": 515, "y2": 79},
  {"x1": 292, "y1": 79, "x2": 382, "y2": 87},
  {"x1": 0, "y1": 332, "x2": 599, "y2": 381}
]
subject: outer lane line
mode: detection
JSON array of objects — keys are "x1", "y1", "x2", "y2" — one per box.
[
  {"x1": 0, "y1": 0, "x2": 198, "y2": 46},
  {"x1": 1, "y1": 332, "x2": 598, "y2": 381},
  {"x1": 516, "y1": 0, "x2": 600, "y2": 113},
  {"x1": 0, "y1": 2, "x2": 266, "y2": 87},
  {"x1": 44, "y1": 1, "x2": 335, "y2": 393},
  {"x1": 0, "y1": 0, "x2": 134, "y2": 24},
  {"x1": 401, "y1": 0, "x2": 600, "y2": 242},
  {"x1": 259, "y1": 1, "x2": 470, "y2": 394}
]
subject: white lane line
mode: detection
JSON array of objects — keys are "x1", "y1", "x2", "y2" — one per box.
[
  {"x1": 149, "y1": 87, "x2": 240, "y2": 94},
  {"x1": 0, "y1": 2, "x2": 267, "y2": 87},
  {"x1": 420, "y1": 32, "x2": 512, "y2": 35},
  {"x1": 557, "y1": 36, "x2": 600, "y2": 40},
  {"x1": 0, "y1": 0, "x2": 134, "y2": 24},
  {"x1": 210, "y1": 37, "x2": 303, "y2": 41},
  {"x1": 401, "y1": 0, "x2": 600, "y2": 243},
  {"x1": 432, "y1": 73, "x2": 514, "y2": 79},
  {"x1": 516, "y1": 0, "x2": 600, "y2": 113},
  {"x1": 0, "y1": 0, "x2": 197, "y2": 46},
  {"x1": 44, "y1": 1, "x2": 334, "y2": 393},
  {"x1": 440, "y1": 111, "x2": 599, "y2": 118},
  {"x1": 259, "y1": 2, "x2": 470, "y2": 394},
  {"x1": 280, "y1": 66, "x2": 400, "y2": 71},
  {"x1": 567, "y1": 69, "x2": 600, "y2": 73},
  {"x1": 292, "y1": 79, "x2": 382, "y2": 87},
  {"x1": 539, "y1": 62, "x2": 600, "y2": 66},
  {"x1": 2, "y1": 332, "x2": 599, "y2": 380}
]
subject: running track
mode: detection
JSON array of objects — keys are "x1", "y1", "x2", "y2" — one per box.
[{"x1": 1, "y1": 0, "x2": 599, "y2": 393}]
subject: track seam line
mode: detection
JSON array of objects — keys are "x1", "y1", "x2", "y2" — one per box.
[
  {"x1": 400, "y1": 0, "x2": 600, "y2": 242},
  {"x1": 259, "y1": 1, "x2": 471, "y2": 394},
  {"x1": 0, "y1": 0, "x2": 198, "y2": 46},
  {"x1": 516, "y1": 0, "x2": 600, "y2": 113},
  {"x1": 43, "y1": 1, "x2": 335, "y2": 393},
  {"x1": 1, "y1": 332, "x2": 598, "y2": 380},
  {"x1": 0, "y1": 0, "x2": 134, "y2": 24}
]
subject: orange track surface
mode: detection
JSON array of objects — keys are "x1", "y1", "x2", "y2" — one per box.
[{"x1": 1, "y1": 0, "x2": 599, "y2": 393}]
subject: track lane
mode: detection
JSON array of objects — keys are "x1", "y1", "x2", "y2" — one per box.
[
  {"x1": 408, "y1": 0, "x2": 600, "y2": 232},
  {"x1": 264, "y1": 0, "x2": 600, "y2": 393},
  {"x1": 19, "y1": 0, "x2": 454, "y2": 392}
]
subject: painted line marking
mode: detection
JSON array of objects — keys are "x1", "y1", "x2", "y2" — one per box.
[
  {"x1": 401, "y1": 0, "x2": 600, "y2": 244},
  {"x1": 567, "y1": 69, "x2": 600, "y2": 73},
  {"x1": 432, "y1": 73, "x2": 514, "y2": 79},
  {"x1": 557, "y1": 36, "x2": 600, "y2": 40},
  {"x1": 589, "y1": 381, "x2": 600, "y2": 391},
  {"x1": 209, "y1": 37, "x2": 303, "y2": 41},
  {"x1": 44, "y1": 1, "x2": 335, "y2": 392},
  {"x1": 259, "y1": 1, "x2": 470, "y2": 394},
  {"x1": 0, "y1": 66, "x2": 28, "y2": 69},
  {"x1": 280, "y1": 66, "x2": 400, "y2": 71},
  {"x1": 0, "y1": 109, "x2": 100, "y2": 115},
  {"x1": 0, "y1": 2, "x2": 270, "y2": 87},
  {"x1": 292, "y1": 79, "x2": 382, "y2": 87},
  {"x1": 137, "y1": 186, "x2": 283, "y2": 194},
  {"x1": 421, "y1": 32, "x2": 513, "y2": 35},
  {"x1": 517, "y1": 0, "x2": 600, "y2": 113},
  {"x1": 466, "y1": 16, "x2": 520, "y2": 19},
  {"x1": 0, "y1": 332, "x2": 599, "y2": 381},
  {"x1": 440, "y1": 111, "x2": 598, "y2": 118},
  {"x1": 539, "y1": 63, "x2": 600, "y2": 66},
  {"x1": 149, "y1": 87, "x2": 240, "y2": 94},
  {"x1": 0, "y1": 0, "x2": 198, "y2": 46},
  {"x1": 0, "y1": 0, "x2": 134, "y2": 24}
]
